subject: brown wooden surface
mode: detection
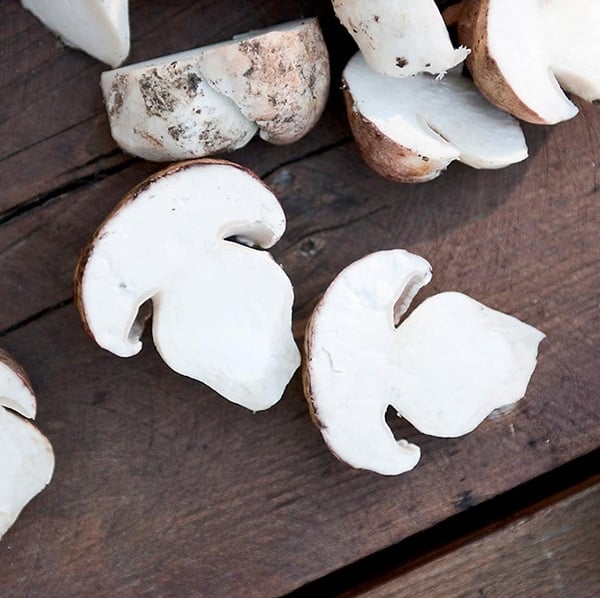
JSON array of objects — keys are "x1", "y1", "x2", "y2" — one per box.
[
  {"x1": 358, "y1": 479, "x2": 600, "y2": 598},
  {"x1": 1, "y1": 1, "x2": 599, "y2": 596}
]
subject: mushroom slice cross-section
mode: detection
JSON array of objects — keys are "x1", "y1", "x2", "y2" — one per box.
[
  {"x1": 22, "y1": 0, "x2": 129, "y2": 67},
  {"x1": 303, "y1": 250, "x2": 545, "y2": 476},
  {"x1": 194, "y1": 18, "x2": 330, "y2": 144},
  {"x1": 342, "y1": 52, "x2": 528, "y2": 182},
  {"x1": 458, "y1": 0, "x2": 600, "y2": 124},
  {"x1": 0, "y1": 349, "x2": 55, "y2": 539},
  {"x1": 75, "y1": 159, "x2": 301, "y2": 411},
  {"x1": 332, "y1": 0, "x2": 469, "y2": 78}
]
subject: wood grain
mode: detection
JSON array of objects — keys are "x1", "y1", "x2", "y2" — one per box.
[
  {"x1": 358, "y1": 481, "x2": 600, "y2": 598},
  {"x1": 0, "y1": 0, "x2": 599, "y2": 596},
  {"x1": 0, "y1": 0, "x2": 351, "y2": 218}
]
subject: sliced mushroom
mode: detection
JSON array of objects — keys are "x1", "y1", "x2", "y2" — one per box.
[
  {"x1": 101, "y1": 59, "x2": 258, "y2": 161},
  {"x1": 0, "y1": 349, "x2": 54, "y2": 539},
  {"x1": 75, "y1": 159, "x2": 301, "y2": 411},
  {"x1": 343, "y1": 52, "x2": 528, "y2": 182},
  {"x1": 101, "y1": 18, "x2": 329, "y2": 160},
  {"x1": 303, "y1": 250, "x2": 544, "y2": 476},
  {"x1": 459, "y1": 0, "x2": 600, "y2": 124},
  {"x1": 194, "y1": 18, "x2": 330, "y2": 144},
  {"x1": 22, "y1": 0, "x2": 129, "y2": 67},
  {"x1": 332, "y1": 0, "x2": 469, "y2": 78}
]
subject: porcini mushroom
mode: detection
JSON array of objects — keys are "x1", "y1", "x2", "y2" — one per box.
[
  {"x1": 101, "y1": 60, "x2": 258, "y2": 162},
  {"x1": 101, "y1": 18, "x2": 330, "y2": 160},
  {"x1": 0, "y1": 349, "x2": 54, "y2": 539},
  {"x1": 332, "y1": 0, "x2": 469, "y2": 78},
  {"x1": 458, "y1": 0, "x2": 600, "y2": 124},
  {"x1": 303, "y1": 250, "x2": 544, "y2": 475},
  {"x1": 194, "y1": 18, "x2": 330, "y2": 144},
  {"x1": 75, "y1": 159, "x2": 301, "y2": 411},
  {"x1": 22, "y1": 0, "x2": 129, "y2": 67},
  {"x1": 342, "y1": 52, "x2": 528, "y2": 182}
]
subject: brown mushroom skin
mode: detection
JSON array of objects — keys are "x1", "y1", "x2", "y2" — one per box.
[
  {"x1": 342, "y1": 85, "x2": 450, "y2": 183},
  {"x1": 0, "y1": 349, "x2": 35, "y2": 400},
  {"x1": 302, "y1": 301, "x2": 354, "y2": 468},
  {"x1": 458, "y1": 0, "x2": 548, "y2": 124}
]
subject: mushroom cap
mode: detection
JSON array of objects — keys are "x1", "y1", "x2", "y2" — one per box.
[
  {"x1": 0, "y1": 351, "x2": 54, "y2": 540},
  {"x1": 22, "y1": 0, "x2": 129, "y2": 67},
  {"x1": 101, "y1": 59, "x2": 258, "y2": 162},
  {"x1": 343, "y1": 52, "x2": 528, "y2": 182},
  {"x1": 458, "y1": 0, "x2": 599, "y2": 124},
  {"x1": 332, "y1": 0, "x2": 469, "y2": 78},
  {"x1": 304, "y1": 250, "x2": 544, "y2": 475},
  {"x1": 194, "y1": 18, "x2": 330, "y2": 144},
  {"x1": 76, "y1": 159, "x2": 300, "y2": 411}
]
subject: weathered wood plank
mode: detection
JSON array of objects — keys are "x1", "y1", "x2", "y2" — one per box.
[
  {"x1": 358, "y1": 481, "x2": 600, "y2": 598},
  {"x1": 1, "y1": 1, "x2": 599, "y2": 595},
  {"x1": 0, "y1": 101, "x2": 598, "y2": 595},
  {"x1": 0, "y1": 305, "x2": 598, "y2": 597},
  {"x1": 0, "y1": 0, "x2": 350, "y2": 216}
]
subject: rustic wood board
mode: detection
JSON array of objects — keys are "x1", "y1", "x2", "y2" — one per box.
[
  {"x1": 1, "y1": 0, "x2": 599, "y2": 596},
  {"x1": 358, "y1": 480, "x2": 600, "y2": 598}
]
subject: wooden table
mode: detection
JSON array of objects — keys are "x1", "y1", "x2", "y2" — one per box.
[{"x1": 1, "y1": 1, "x2": 598, "y2": 596}]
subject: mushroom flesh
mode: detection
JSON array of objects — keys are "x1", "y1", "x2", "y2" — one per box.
[
  {"x1": 0, "y1": 349, "x2": 54, "y2": 539},
  {"x1": 458, "y1": 0, "x2": 600, "y2": 124},
  {"x1": 303, "y1": 250, "x2": 544, "y2": 475},
  {"x1": 342, "y1": 52, "x2": 528, "y2": 182},
  {"x1": 332, "y1": 0, "x2": 469, "y2": 78},
  {"x1": 22, "y1": 0, "x2": 129, "y2": 67},
  {"x1": 75, "y1": 159, "x2": 301, "y2": 411}
]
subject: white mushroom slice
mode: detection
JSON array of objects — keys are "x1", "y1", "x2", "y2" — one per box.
[
  {"x1": 101, "y1": 58, "x2": 258, "y2": 162},
  {"x1": 22, "y1": 0, "x2": 129, "y2": 67},
  {"x1": 303, "y1": 250, "x2": 544, "y2": 476},
  {"x1": 343, "y1": 53, "x2": 527, "y2": 183},
  {"x1": 0, "y1": 350, "x2": 54, "y2": 540},
  {"x1": 194, "y1": 18, "x2": 330, "y2": 144},
  {"x1": 75, "y1": 159, "x2": 301, "y2": 411},
  {"x1": 459, "y1": 0, "x2": 600, "y2": 124},
  {"x1": 332, "y1": 0, "x2": 469, "y2": 78}
]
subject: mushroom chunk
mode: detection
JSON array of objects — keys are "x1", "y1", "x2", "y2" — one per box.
[
  {"x1": 332, "y1": 0, "x2": 469, "y2": 78},
  {"x1": 0, "y1": 350, "x2": 54, "y2": 539},
  {"x1": 303, "y1": 250, "x2": 544, "y2": 476},
  {"x1": 194, "y1": 18, "x2": 330, "y2": 144},
  {"x1": 101, "y1": 18, "x2": 329, "y2": 160},
  {"x1": 75, "y1": 159, "x2": 301, "y2": 412},
  {"x1": 343, "y1": 53, "x2": 527, "y2": 183},
  {"x1": 101, "y1": 60, "x2": 258, "y2": 162},
  {"x1": 22, "y1": 0, "x2": 129, "y2": 67},
  {"x1": 458, "y1": 0, "x2": 600, "y2": 124}
]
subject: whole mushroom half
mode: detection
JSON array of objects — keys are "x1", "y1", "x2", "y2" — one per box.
[
  {"x1": 303, "y1": 250, "x2": 544, "y2": 476},
  {"x1": 343, "y1": 53, "x2": 528, "y2": 182},
  {"x1": 0, "y1": 350, "x2": 54, "y2": 539},
  {"x1": 75, "y1": 159, "x2": 301, "y2": 411},
  {"x1": 332, "y1": 0, "x2": 469, "y2": 78},
  {"x1": 22, "y1": 0, "x2": 129, "y2": 67},
  {"x1": 459, "y1": 0, "x2": 600, "y2": 124},
  {"x1": 101, "y1": 18, "x2": 330, "y2": 161}
]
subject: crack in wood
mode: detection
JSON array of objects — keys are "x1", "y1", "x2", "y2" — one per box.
[
  {"x1": 0, "y1": 155, "x2": 137, "y2": 226},
  {"x1": 286, "y1": 449, "x2": 600, "y2": 597},
  {"x1": 283, "y1": 203, "x2": 395, "y2": 254},
  {"x1": 261, "y1": 136, "x2": 353, "y2": 180},
  {"x1": 0, "y1": 297, "x2": 73, "y2": 338}
]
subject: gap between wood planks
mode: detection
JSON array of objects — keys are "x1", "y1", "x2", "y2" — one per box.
[
  {"x1": 0, "y1": 137, "x2": 351, "y2": 228},
  {"x1": 0, "y1": 137, "x2": 353, "y2": 338},
  {"x1": 287, "y1": 449, "x2": 600, "y2": 597}
]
